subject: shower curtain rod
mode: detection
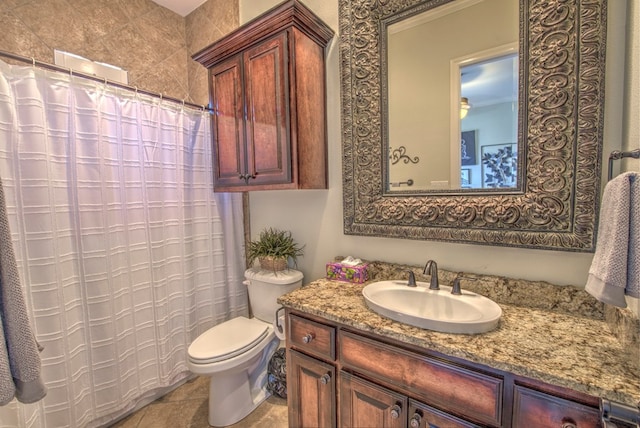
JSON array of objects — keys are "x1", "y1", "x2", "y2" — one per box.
[{"x1": 0, "y1": 49, "x2": 213, "y2": 113}]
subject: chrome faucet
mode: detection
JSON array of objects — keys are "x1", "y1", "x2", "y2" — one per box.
[{"x1": 422, "y1": 260, "x2": 440, "y2": 290}]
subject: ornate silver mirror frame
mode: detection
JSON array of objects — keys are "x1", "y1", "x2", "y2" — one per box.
[{"x1": 340, "y1": 0, "x2": 607, "y2": 251}]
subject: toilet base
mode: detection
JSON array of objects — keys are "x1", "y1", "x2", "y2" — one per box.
[{"x1": 206, "y1": 337, "x2": 279, "y2": 427}]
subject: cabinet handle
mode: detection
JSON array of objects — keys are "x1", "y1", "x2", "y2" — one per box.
[
  {"x1": 390, "y1": 404, "x2": 402, "y2": 419},
  {"x1": 319, "y1": 373, "x2": 331, "y2": 385},
  {"x1": 561, "y1": 421, "x2": 577, "y2": 428},
  {"x1": 409, "y1": 411, "x2": 422, "y2": 428},
  {"x1": 302, "y1": 333, "x2": 315, "y2": 343},
  {"x1": 238, "y1": 173, "x2": 257, "y2": 184}
]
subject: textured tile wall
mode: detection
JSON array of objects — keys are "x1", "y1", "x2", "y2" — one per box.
[
  {"x1": 186, "y1": 0, "x2": 238, "y2": 105},
  {"x1": 0, "y1": 0, "x2": 238, "y2": 105}
]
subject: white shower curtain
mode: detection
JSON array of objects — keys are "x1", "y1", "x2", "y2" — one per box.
[{"x1": 0, "y1": 59, "x2": 247, "y2": 427}]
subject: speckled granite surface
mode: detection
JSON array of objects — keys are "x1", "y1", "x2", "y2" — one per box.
[{"x1": 278, "y1": 262, "x2": 640, "y2": 407}]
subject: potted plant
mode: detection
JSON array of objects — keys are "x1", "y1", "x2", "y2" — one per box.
[{"x1": 247, "y1": 228, "x2": 304, "y2": 272}]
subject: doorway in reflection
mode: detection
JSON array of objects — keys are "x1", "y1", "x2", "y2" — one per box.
[{"x1": 458, "y1": 49, "x2": 518, "y2": 189}]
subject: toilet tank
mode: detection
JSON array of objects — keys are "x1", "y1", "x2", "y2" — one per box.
[{"x1": 244, "y1": 268, "x2": 303, "y2": 323}]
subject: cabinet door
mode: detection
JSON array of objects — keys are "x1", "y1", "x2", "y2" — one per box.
[
  {"x1": 340, "y1": 372, "x2": 408, "y2": 428},
  {"x1": 210, "y1": 55, "x2": 246, "y2": 189},
  {"x1": 288, "y1": 349, "x2": 336, "y2": 428},
  {"x1": 512, "y1": 386, "x2": 600, "y2": 428},
  {"x1": 243, "y1": 32, "x2": 292, "y2": 186}
]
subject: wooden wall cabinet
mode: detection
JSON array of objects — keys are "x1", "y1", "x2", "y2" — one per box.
[
  {"x1": 286, "y1": 310, "x2": 602, "y2": 428},
  {"x1": 193, "y1": 0, "x2": 334, "y2": 192}
]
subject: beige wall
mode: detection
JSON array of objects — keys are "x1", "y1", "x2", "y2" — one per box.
[
  {"x1": 243, "y1": 0, "x2": 635, "y2": 309},
  {"x1": 0, "y1": 0, "x2": 237, "y2": 105}
]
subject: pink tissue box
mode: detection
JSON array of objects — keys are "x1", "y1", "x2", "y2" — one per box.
[{"x1": 326, "y1": 262, "x2": 369, "y2": 283}]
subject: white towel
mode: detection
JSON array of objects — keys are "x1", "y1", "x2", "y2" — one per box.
[
  {"x1": 585, "y1": 171, "x2": 640, "y2": 308},
  {"x1": 0, "y1": 176, "x2": 46, "y2": 405}
]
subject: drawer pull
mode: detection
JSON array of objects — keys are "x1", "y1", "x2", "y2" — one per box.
[
  {"x1": 390, "y1": 404, "x2": 402, "y2": 419},
  {"x1": 302, "y1": 333, "x2": 315, "y2": 343},
  {"x1": 409, "y1": 411, "x2": 422, "y2": 428},
  {"x1": 561, "y1": 420, "x2": 577, "y2": 428},
  {"x1": 320, "y1": 373, "x2": 331, "y2": 385}
]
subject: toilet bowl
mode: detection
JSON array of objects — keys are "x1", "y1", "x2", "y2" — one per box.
[{"x1": 187, "y1": 268, "x2": 303, "y2": 427}]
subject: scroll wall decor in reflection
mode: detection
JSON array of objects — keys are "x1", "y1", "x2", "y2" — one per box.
[
  {"x1": 340, "y1": 0, "x2": 607, "y2": 251},
  {"x1": 389, "y1": 146, "x2": 420, "y2": 165}
]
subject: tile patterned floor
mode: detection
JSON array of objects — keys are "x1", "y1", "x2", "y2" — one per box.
[{"x1": 109, "y1": 376, "x2": 288, "y2": 428}]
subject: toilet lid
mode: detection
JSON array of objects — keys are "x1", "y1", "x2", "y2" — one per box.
[{"x1": 188, "y1": 317, "x2": 270, "y2": 364}]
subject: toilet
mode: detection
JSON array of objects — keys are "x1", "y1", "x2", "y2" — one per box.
[{"x1": 187, "y1": 267, "x2": 303, "y2": 427}]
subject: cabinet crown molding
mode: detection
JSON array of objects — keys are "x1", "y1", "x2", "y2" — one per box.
[{"x1": 193, "y1": 0, "x2": 334, "y2": 68}]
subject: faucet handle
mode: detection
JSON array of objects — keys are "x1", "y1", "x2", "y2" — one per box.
[
  {"x1": 451, "y1": 273, "x2": 477, "y2": 295},
  {"x1": 405, "y1": 270, "x2": 417, "y2": 287}
]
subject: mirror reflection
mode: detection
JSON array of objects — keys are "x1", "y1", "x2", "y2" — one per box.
[
  {"x1": 385, "y1": 0, "x2": 518, "y2": 192},
  {"x1": 459, "y1": 49, "x2": 518, "y2": 189}
]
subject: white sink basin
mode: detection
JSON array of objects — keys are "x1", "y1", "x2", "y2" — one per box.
[{"x1": 362, "y1": 280, "x2": 502, "y2": 334}]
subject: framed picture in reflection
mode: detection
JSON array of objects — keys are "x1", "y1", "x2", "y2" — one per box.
[
  {"x1": 481, "y1": 143, "x2": 517, "y2": 188},
  {"x1": 461, "y1": 130, "x2": 477, "y2": 166},
  {"x1": 461, "y1": 168, "x2": 471, "y2": 188}
]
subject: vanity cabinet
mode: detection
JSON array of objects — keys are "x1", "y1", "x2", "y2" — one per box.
[
  {"x1": 285, "y1": 310, "x2": 601, "y2": 428},
  {"x1": 192, "y1": 0, "x2": 334, "y2": 192}
]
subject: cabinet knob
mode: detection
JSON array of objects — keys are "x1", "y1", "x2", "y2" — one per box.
[
  {"x1": 409, "y1": 411, "x2": 422, "y2": 428},
  {"x1": 320, "y1": 373, "x2": 331, "y2": 385},
  {"x1": 561, "y1": 422, "x2": 577, "y2": 428},
  {"x1": 390, "y1": 404, "x2": 402, "y2": 419},
  {"x1": 302, "y1": 333, "x2": 315, "y2": 343}
]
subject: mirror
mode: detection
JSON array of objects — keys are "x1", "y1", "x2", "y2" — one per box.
[
  {"x1": 384, "y1": 0, "x2": 519, "y2": 191},
  {"x1": 340, "y1": 0, "x2": 606, "y2": 251}
]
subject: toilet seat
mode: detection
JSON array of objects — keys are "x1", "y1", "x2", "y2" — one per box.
[{"x1": 188, "y1": 317, "x2": 270, "y2": 364}]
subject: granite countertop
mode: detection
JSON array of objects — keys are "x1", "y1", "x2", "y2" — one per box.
[{"x1": 278, "y1": 273, "x2": 640, "y2": 407}]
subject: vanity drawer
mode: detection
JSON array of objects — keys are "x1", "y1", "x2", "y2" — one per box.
[
  {"x1": 410, "y1": 399, "x2": 482, "y2": 428},
  {"x1": 512, "y1": 385, "x2": 600, "y2": 428},
  {"x1": 288, "y1": 314, "x2": 336, "y2": 361},
  {"x1": 339, "y1": 330, "x2": 503, "y2": 427}
]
